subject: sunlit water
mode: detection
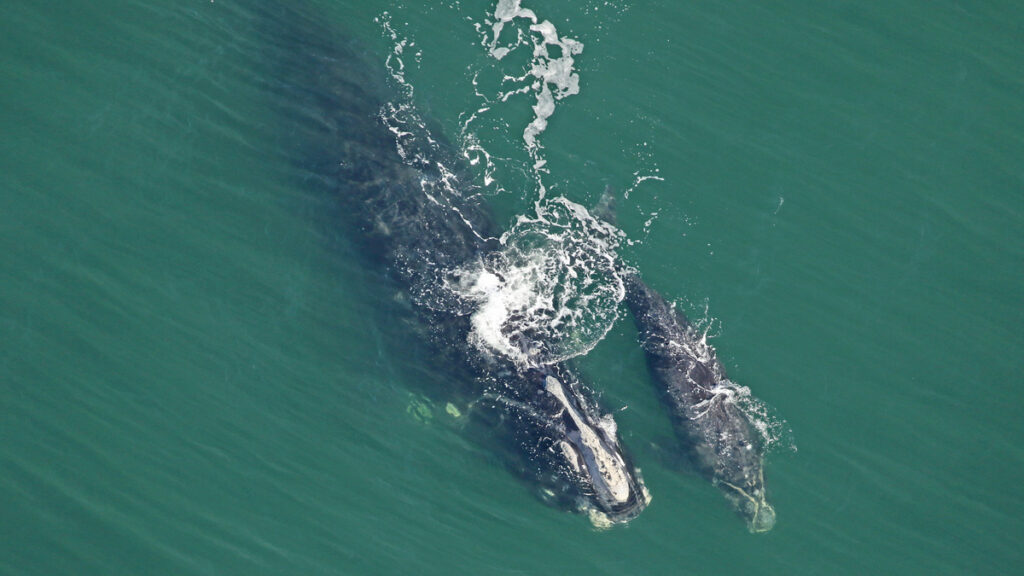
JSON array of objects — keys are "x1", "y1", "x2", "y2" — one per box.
[{"x1": 2, "y1": 1, "x2": 1022, "y2": 574}]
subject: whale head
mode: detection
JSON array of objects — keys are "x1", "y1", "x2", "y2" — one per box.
[
  {"x1": 718, "y1": 464, "x2": 775, "y2": 533},
  {"x1": 711, "y1": 429, "x2": 775, "y2": 533},
  {"x1": 692, "y1": 392, "x2": 776, "y2": 533},
  {"x1": 541, "y1": 373, "x2": 650, "y2": 525}
]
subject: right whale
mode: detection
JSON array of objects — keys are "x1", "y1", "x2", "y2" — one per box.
[
  {"x1": 622, "y1": 270, "x2": 776, "y2": 532},
  {"x1": 263, "y1": 5, "x2": 649, "y2": 525}
]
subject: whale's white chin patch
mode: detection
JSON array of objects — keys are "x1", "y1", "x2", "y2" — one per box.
[{"x1": 544, "y1": 376, "x2": 631, "y2": 506}]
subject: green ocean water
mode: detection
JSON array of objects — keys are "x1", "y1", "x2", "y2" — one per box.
[{"x1": 2, "y1": 0, "x2": 1022, "y2": 574}]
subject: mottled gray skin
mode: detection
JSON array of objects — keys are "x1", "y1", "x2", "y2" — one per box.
[
  {"x1": 266, "y1": 6, "x2": 647, "y2": 523},
  {"x1": 623, "y1": 272, "x2": 775, "y2": 532}
]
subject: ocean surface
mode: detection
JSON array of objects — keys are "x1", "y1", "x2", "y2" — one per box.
[{"x1": 2, "y1": 1, "x2": 1022, "y2": 574}]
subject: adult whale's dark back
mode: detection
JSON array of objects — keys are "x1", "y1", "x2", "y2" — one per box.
[
  {"x1": 623, "y1": 272, "x2": 775, "y2": 532},
  {"x1": 262, "y1": 4, "x2": 648, "y2": 524}
]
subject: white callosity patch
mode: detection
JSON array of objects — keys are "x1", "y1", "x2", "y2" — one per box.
[{"x1": 543, "y1": 376, "x2": 631, "y2": 506}]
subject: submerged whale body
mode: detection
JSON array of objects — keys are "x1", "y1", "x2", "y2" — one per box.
[
  {"x1": 269, "y1": 7, "x2": 648, "y2": 524},
  {"x1": 622, "y1": 272, "x2": 775, "y2": 532}
]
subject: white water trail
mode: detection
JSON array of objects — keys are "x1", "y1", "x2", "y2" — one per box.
[
  {"x1": 376, "y1": 5, "x2": 631, "y2": 368},
  {"x1": 469, "y1": 0, "x2": 584, "y2": 196},
  {"x1": 449, "y1": 2, "x2": 628, "y2": 367}
]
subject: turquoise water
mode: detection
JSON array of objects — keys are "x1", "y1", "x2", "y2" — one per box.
[{"x1": 2, "y1": 1, "x2": 1022, "y2": 574}]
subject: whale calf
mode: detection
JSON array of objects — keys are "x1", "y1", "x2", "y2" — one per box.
[
  {"x1": 623, "y1": 272, "x2": 775, "y2": 532},
  {"x1": 591, "y1": 189, "x2": 774, "y2": 531},
  {"x1": 267, "y1": 6, "x2": 648, "y2": 524}
]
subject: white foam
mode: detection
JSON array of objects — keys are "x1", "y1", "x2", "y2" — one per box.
[
  {"x1": 736, "y1": 388, "x2": 797, "y2": 454},
  {"x1": 378, "y1": 6, "x2": 626, "y2": 368},
  {"x1": 456, "y1": 197, "x2": 625, "y2": 366},
  {"x1": 680, "y1": 300, "x2": 797, "y2": 453},
  {"x1": 376, "y1": 13, "x2": 496, "y2": 254},
  {"x1": 476, "y1": 0, "x2": 583, "y2": 160}
]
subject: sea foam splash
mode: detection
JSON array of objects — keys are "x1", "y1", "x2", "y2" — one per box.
[
  {"x1": 470, "y1": 0, "x2": 584, "y2": 181},
  {"x1": 451, "y1": 2, "x2": 630, "y2": 365},
  {"x1": 670, "y1": 299, "x2": 797, "y2": 453},
  {"x1": 484, "y1": 0, "x2": 583, "y2": 160},
  {"x1": 375, "y1": 4, "x2": 631, "y2": 368},
  {"x1": 454, "y1": 196, "x2": 625, "y2": 366}
]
